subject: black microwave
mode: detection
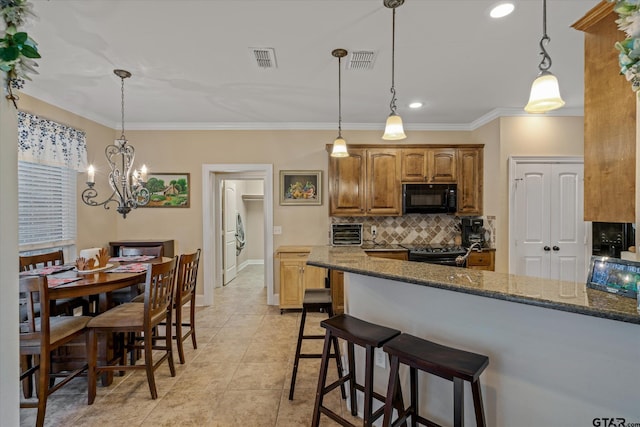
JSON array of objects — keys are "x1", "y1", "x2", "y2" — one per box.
[{"x1": 402, "y1": 184, "x2": 457, "y2": 214}]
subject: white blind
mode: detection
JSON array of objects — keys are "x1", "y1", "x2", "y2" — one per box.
[{"x1": 18, "y1": 161, "x2": 77, "y2": 248}]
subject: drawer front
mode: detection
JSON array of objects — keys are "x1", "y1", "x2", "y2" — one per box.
[{"x1": 468, "y1": 252, "x2": 491, "y2": 266}]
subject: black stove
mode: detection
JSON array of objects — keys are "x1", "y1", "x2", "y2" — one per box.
[{"x1": 400, "y1": 244, "x2": 467, "y2": 266}]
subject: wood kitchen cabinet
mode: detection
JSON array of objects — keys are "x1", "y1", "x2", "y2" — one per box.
[
  {"x1": 401, "y1": 148, "x2": 457, "y2": 183},
  {"x1": 457, "y1": 148, "x2": 483, "y2": 215},
  {"x1": 573, "y1": 3, "x2": 636, "y2": 222},
  {"x1": 329, "y1": 269, "x2": 345, "y2": 315},
  {"x1": 328, "y1": 147, "x2": 402, "y2": 216},
  {"x1": 327, "y1": 144, "x2": 483, "y2": 216},
  {"x1": 277, "y1": 247, "x2": 326, "y2": 311},
  {"x1": 366, "y1": 148, "x2": 402, "y2": 215},
  {"x1": 466, "y1": 250, "x2": 495, "y2": 271},
  {"x1": 328, "y1": 148, "x2": 366, "y2": 216},
  {"x1": 365, "y1": 250, "x2": 408, "y2": 261}
]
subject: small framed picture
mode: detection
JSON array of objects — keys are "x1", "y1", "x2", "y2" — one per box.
[
  {"x1": 279, "y1": 170, "x2": 322, "y2": 206},
  {"x1": 143, "y1": 173, "x2": 190, "y2": 208},
  {"x1": 586, "y1": 255, "x2": 640, "y2": 298}
]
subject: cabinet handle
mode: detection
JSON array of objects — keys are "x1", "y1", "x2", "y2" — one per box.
[
  {"x1": 552, "y1": 246, "x2": 560, "y2": 251},
  {"x1": 543, "y1": 246, "x2": 551, "y2": 251}
]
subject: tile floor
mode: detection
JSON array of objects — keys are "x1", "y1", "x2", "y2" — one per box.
[{"x1": 20, "y1": 265, "x2": 360, "y2": 426}]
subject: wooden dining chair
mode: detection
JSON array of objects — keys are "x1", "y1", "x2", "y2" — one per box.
[
  {"x1": 19, "y1": 250, "x2": 90, "y2": 316},
  {"x1": 20, "y1": 276, "x2": 90, "y2": 427},
  {"x1": 86, "y1": 257, "x2": 178, "y2": 404},
  {"x1": 173, "y1": 249, "x2": 201, "y2": 364}
]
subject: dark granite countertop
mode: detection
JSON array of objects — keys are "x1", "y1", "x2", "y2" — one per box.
[{"x1": 307, "y1": 246, "x2": 640, "y2": 325}]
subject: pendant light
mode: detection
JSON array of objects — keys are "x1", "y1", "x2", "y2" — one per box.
[
  {"x1": 331, "y1": 48, "x2": 349, "y2": 158},
  {"x1": 524, "y1": 0, "x2": 565, "y2": 113},
  {"x1": 382, "y1": 0, "x2": 406, "y2": 140}
]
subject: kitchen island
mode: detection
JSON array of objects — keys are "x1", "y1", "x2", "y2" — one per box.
[{"x1": 307, "y1": 246, "x2": 639, "y2": 427}]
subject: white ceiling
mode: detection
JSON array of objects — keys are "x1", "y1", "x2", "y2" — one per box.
[{"x1": 20, "y1": 0, "x2": 599, "y2": 131}]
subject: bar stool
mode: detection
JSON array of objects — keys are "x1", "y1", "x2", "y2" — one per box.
[
  {"x1": 312, "y1": 314, "x2": 406, "y2": 427},
  {"x1": 381, "y1": 333, "x2": 489, "y2": 427},
  {"x1": 289, "y1": 288, "x2": 345, "y2": 400}
]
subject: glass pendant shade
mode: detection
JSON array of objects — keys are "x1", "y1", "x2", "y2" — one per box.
[
  {"x1": 382, "y1": 113, "x2": 406, "y2": 140},
  {"x1": 331, "y1": 136, "x2": 349, "y2": 157},
  {"x1": 524, "y1": 70, "x2": 565, "y2": 113}
]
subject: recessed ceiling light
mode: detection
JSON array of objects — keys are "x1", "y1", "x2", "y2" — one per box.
[
  {"x1": 490, "y1": 2, "x2": 514, "y2": 19},
  {"x1": 409, "y1": 102, "x2": 423, "y2": 109}
]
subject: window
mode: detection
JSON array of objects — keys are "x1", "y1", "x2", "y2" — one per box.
[{"x1": 18, "y1": 160, "x2": 77, "y2": 250}]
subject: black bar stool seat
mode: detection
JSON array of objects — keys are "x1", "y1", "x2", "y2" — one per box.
[
  {"x1": 382, "y1": 333, "x2": 489, "y2": 427},
  {"x1": 289, "y1": 288, "x2": 345, "y2": 401},
  {"x1": 312, "y1": 314, "x2": 406, "y2": 427}
]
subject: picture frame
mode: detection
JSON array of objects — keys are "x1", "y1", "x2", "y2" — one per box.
[
  {"x1": 586, "y1": 255, "x2": 640, "y2": 298},
  {"x1": 143, "y1": 172, "x2": 190, "y2": 208},
  {"x1": 279, "y1": 170, "x2": 322, "y2": 206}
]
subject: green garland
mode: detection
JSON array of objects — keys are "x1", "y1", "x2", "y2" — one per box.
[
  {"x1": 0, "y1": 0, "x2": 40, "y2": 107},
  {"x1": 608, "y1": 0, "x2": 640, "y2": 93}
]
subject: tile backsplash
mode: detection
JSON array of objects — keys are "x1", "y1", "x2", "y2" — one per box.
[{"x1": 331, "y1": 214, "x2": 496, "y2": 247}]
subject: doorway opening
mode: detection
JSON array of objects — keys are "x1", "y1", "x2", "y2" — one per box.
[{"x1": 201, "y1": 164, "x2": 274, "y2": 306}]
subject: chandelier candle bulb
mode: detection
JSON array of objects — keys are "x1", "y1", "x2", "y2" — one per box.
[
  {"x1": 140, "y1": 165, "x2": 147, "y2": 182},
  {"x1": 87, "y1": 165, "x2": 95, "y2": 184}
]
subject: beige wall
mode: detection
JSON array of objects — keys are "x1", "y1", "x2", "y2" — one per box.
[
  {"x1": 18, "y1": 94, "x2": 117, "y2": 250},
  {"x1": 16, "y1": 94, "x2": 584, "y2": 281},
  {"x1": 495, "y1": 116, "x2": 585, "y2": 272},
  {"x1": 0, "y1": 97, "x2": 20, "y2": 424}
]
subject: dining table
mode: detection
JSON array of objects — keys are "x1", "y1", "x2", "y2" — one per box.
[{"x1": 21, "y1": 256, "x2": 169, "y2": 385}]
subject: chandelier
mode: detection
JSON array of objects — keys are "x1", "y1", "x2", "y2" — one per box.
[{"x1": 82, "y1": 69, "x2": 149, "y2": 218}]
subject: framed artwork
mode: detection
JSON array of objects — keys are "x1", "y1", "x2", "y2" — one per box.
[
  {"x1": 279, "y1": 170, "x2": 322, "y2": 205},
  {"x1": 143, "y1": 172, "x2": 190, "y2": 208},
  {"x1": 586, "y1": 255, "x2": 639, "y2": 298}
]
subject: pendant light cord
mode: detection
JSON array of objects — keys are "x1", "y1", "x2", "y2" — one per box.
[
  {"x1": 389, "y1": 7, "x2": 398, "y2": 114},
  {"x1": 338, "y1": 55, "x2": 342, "y2": 137},
  {"x1": 537, "y1": 0, "x2": 552, "y2": 72}
]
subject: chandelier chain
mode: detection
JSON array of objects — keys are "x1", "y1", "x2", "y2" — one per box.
[{"x1": 120, "y1": 75, "x2": 126, "y2": 140}]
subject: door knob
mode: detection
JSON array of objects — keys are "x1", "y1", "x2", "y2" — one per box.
[
  {"x1": 552, "y1": 246, "x2": 560, "y2": 251},
  {"x1": 543, "y1": 246, "x2": 551, "y2": 251}
]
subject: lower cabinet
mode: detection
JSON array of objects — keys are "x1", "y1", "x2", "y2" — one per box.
[
  {"x1": 365, "y1": 250, "x2": 409, "y2": 261},
  {"x1": 329, "y1": 270, "x2": 345, "y2": 315},
  {"x1": 278, "y1": 250, "x2": 326, "y2": 311},
  {"x1": 467, "y1": 251, "x2": 495, "y2": 271}
]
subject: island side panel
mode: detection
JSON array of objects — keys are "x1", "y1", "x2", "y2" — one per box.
[{"x1": 346, "y1": 272, "x2": 639, "y2": 427}]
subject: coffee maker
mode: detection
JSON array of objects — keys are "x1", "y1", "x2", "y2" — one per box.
[{"x1": 461, "y1": 218, "x2": 485, "y2": 248}]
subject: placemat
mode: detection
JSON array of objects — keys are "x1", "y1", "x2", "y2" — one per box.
[
  {"x1": 19, "y1": 265, "x2": 75, "y2": 277},
  {"x1": 109, "y1": 255, "x2": 156, "y2": 262},
  {"x1": 47, "y1": 277, "x2": 82, "y2": 288},
  {"x1": 107, "y1": 263, "x2": 149, "y2": 273}
]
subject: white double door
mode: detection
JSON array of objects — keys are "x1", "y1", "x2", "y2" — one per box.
[{"x1": 511, "y1": 158, "x2": 586, "y2": 282}]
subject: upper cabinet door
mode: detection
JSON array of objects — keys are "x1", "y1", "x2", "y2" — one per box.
[
  {"x1": 457, "y1": 148, "x2": 483, "y2": 215},
  {"x1": 401, "y1": 148, "x2": 456, "y2": 183},
  {"x1": 366, "y1": 148, "x2": 402, "y2": 216},
  {"x1": 430, "y1": 148, "x2": 457, "y2": 183},
  {"x1": 328, "y1": 148, "x2": 366, "y2": 216}
]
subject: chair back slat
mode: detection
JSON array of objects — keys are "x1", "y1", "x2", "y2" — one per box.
[
  {"x1": 176, "y1": 249, "x2": 201, "y2": 304},
  {"x1": 143, "y1": 257, "x2": 177, "y2": 325},
  {"x1": 19, "y1": 250, "x2": 65, "y2": 272},
  {"x1": 19, "y1": 276, "x2": 50, "y2": 344},
  {"x1": 120, "y1": 246, "x2": 163, "y2": 257}
]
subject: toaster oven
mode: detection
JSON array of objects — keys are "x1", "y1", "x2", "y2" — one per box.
[{"x1": 331, "y1": 223, "x2": 363, "y2": 246}]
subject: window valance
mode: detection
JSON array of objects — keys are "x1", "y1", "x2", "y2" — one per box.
[{"x1": 18, "y1": 111, "x2": 88, "y2": 172}]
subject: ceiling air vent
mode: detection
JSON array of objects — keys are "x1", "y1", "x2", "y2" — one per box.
[
  {"x1": 347, "y1": 50, "x2": 375, "y2": 70},
  {"x1": 249, "y1": 47, "x2": 277, "y2": 69}
]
